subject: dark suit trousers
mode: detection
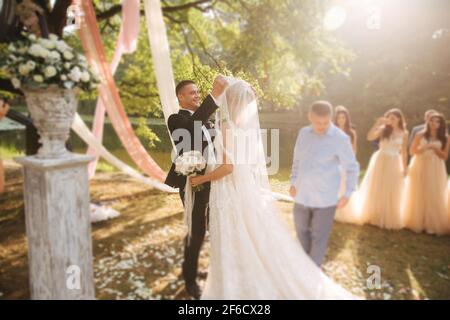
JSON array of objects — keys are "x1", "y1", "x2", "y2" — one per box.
[{"x1": 179, "y1": 186, "x2": 210, "y2": 285}]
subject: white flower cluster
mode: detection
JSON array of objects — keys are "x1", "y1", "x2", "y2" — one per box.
[
  {"x1": 2, "y1": 32, "x2": 99, "y2": 91},
  {"x1": 174, "y1": 151, "x2": 207, "y2": 176}
]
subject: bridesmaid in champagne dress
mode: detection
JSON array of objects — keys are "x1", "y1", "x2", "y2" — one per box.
[
  {"x1": 334, "y1": 106, "x2": 359, "y2": 223},
  {"x1": 355, "y1": 109, "x2": 409, "y2": 229},
  {"x1": 403, "y1": 113, "x2": 450, "y2": 235}
]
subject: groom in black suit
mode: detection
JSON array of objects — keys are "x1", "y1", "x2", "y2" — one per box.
[{"x1": 165, "y1": 76, "x2": 228, "y2": 299}]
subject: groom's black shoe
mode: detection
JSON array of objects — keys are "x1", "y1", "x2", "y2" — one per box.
[{"x1": 185, "y1": 282, "x2": 201, "y2": 300}]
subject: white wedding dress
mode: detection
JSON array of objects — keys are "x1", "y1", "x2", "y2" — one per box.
[{"x1": 201, "y1": 78, "x2": 358, "y2": 300}]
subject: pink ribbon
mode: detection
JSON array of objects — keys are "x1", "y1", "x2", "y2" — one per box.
[
  {"x1": 86, "y1": 0, "x2": 141, "y2": 179},
  {"x1": 78, "y1": 0, "x2": 166, "y2": 182}
]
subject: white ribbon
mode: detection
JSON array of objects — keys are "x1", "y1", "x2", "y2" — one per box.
[
  {"x1": 184, "y1": 178, "x2": 194, "y2": 245},
  {"x1": 72, "y1": 113, "x2": 177, "y2": 193}
]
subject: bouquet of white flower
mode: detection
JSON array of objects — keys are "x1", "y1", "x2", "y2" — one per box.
[
  {"x1": 1, "y1": 32, "x2": 99, "y2": 91},
  {"x1": 175, "y1": 150, "x2": 207, "y2": 192}
]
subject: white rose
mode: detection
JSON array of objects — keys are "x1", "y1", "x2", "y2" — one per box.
[
  {"x1": 8, "y1": 44, "x2": 16, "y2": 52},
  {"x1": 33, "y1": 75, "x2": 44, "y2": 83},
  {"x1": 61, "y1": 75, "x2": 67, "y2": 81},
  {"x1": 29, "y1": 44, "x2": 44, "y2": 57},
  {"x1": 11, "y1": 78, "x2": 21, "y2": 89},
  {"x1": 56, "y1": 40, "x2": 69, "y2": 52},
  {"x1": 49, "y1": 34, "x2": 59, "y2": 42},
  {"x1": 63, "y1": 51, "x2": 74, "y2": 60},
  {"x1": 44, "y1": 66, "x2": 57, "y2": 78},
  {"x1": 79, "y1": 60, "x2": 88, "y2": 68},
  {"x1": 40, "y1": 38, "x2": 56, "y2": 50},
  {"x1": 18, "y1": 64, "x2": 30, "y2": 76},
  {"x1": 40, "y1": 48, "x2": 50, "y2": 59},
  {"x1": 64, "y1": 62, "x2": 71, "y2": 69},
  {"x1": 69, "y1": 67, "x2": 82, "y2": 82},
  {"x1": 49, "y1": 51, "x2": 61, "y2": 61},
  {"x1": 79, "y1": 56, "x2": 87, "y2": 66},
  {"x1": 64, "y1": 81, "x2": 74, "y2": 89},
  {"x1": 26, "y1": 61, "x2": 36, "y2": 70},
  {"x1": 28, "y1": 34, "x2": 37, "y2": 41},
  {"x1": 80, "y1": 71, "x2": 90, "y2": 82}
]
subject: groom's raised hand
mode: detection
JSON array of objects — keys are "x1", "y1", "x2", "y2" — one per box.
[{"x1": 211, "y1": 75, "x2": 229, "y2": 100}]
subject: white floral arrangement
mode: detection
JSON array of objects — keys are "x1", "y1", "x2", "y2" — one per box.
[
  {"x1": 175, "y1": 150, "x2": 207, "y2": 191},
  {"x1": 1, "y1": 32, "x2": 99, "y2": 91}
]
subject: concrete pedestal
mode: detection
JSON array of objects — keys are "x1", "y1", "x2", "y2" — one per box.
[{"x1": 15, "y1": 154, "x2": 95, "y2": 300}]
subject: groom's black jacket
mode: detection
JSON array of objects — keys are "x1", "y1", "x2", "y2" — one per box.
[{"x1": 165, "y1": 95, "x2": 218, "y2": 189}]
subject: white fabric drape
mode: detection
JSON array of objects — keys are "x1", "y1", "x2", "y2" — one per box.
[
  {"x1": 143, "y1": 0, "x2": 179, "y2": 123},
  {"x1": 72, "y1": 114, "x2": 177, "y2": 193}
]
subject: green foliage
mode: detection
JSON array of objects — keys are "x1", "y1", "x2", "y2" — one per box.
[
  {"x1": 1, "y1": 0, "x2": 354, "y2": 146},
  {"x1": 90, "y1": 0, "x2": 352, "y2": 115},
  {"x1": 135, "y1": 117, "x2": 160, "y2": 149}
]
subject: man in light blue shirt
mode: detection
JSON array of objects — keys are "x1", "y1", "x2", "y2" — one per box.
[{"x1": 290, "y1": 101, "x2": 360, "y2": 266}]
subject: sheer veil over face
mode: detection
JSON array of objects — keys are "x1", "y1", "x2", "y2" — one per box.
[{"x1": 212, "y1": 77, "x2": 269, "y2": 190}]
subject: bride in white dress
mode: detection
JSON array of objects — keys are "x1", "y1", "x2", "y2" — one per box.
[{"x1": 190, "y1": 77, "x2": 359, "y2": 300}]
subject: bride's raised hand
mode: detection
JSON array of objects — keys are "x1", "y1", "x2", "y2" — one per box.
[{"x1": 211, "y1": 75, "x2": 229, "y2": 100}]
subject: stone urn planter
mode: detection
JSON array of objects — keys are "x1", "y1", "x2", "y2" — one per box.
[{"x1": 23, "y1": 85, "x2": 80, "y2": 159}]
